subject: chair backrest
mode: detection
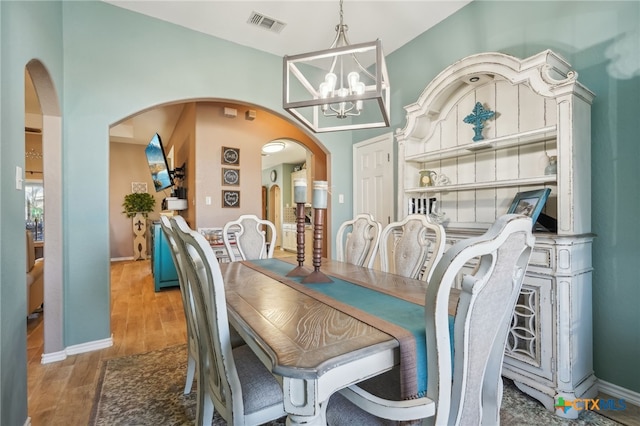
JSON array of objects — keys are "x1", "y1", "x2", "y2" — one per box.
[
  {"x1": 171, "y1": 216, "x2": 243, "y2": 424},
  {"x1": 223, "y1": 214, "x2": 276, "y2": 261},
  {"x1": 159, "y1": 216, "x2": 192, "y2": 324},
  {"x1": 159, "y1": 216, "x2": 198, "y2": 392},
  {"x1": 335, "y1": 213, "x2": 382, "y2": 268},
  {"x1": 425, "y1": 214, "x2": 535, "y2": 425},
  {"x1": 378, "y1": 214, "x2": 445, "y2": 281}
]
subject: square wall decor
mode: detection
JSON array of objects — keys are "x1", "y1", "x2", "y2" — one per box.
[
  {"x1": 221, "y1": 147, "x2": 240, "y2": 165},
  {"x1": 222, "y1": 190, "x2": 240, "y2": 208},
  {"x1": 222, "y1": 168, "x2": 240, "y2": 186}
]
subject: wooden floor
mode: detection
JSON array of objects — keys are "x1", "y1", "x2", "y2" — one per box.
[
  {"x1": 26, "y1": 256, "x2": 639, "y2": 426},
  {"x1": 27, "y1": 259, "x2": 187, "y2": 425}
]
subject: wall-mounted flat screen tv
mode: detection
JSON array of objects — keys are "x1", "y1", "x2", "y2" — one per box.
[{"x1": 145, "y1": 133, "x2": 174, "y2": 192}]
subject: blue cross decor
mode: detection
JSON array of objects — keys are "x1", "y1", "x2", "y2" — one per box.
[{"x1": 463, "y1": 102, "x2": 496, "y2": 141}]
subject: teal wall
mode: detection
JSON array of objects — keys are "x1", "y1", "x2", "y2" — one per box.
[
  {"x1": 1, "y1": 2, "x2": 64, "y2": 424},
  {"x1": 1, "y1": 1, "x2": 639, "y2": 424},
  {"x1": 367, "y1": 0, "x2": 640, "y2": 393},
  {"x1": 59, "y1": 0, "x2": 350, "y2": 346}
]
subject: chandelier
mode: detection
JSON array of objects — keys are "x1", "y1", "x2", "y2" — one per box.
[{"x1": 283, "y1": 0, "x2": 390, "y2": 133}]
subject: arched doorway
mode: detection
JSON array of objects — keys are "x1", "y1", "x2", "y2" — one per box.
[
  {"x1": 109, "y1": 100, "x2": 329, "y2": 261},
  {"x1": 261, "y1": 138, "x2": 310, "y2": 253},
  {"x1": 25, "y1": 60, "x2": 64, "y2": 360}
]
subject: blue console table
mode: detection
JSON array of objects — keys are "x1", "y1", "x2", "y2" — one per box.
[{"x1": 149, "y1": 221, "x2": 179, "y2": 292}]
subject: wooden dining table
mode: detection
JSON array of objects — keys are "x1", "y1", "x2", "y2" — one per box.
[{"x1": 220, "y1": 256, "x2": 459, "y2": 426}]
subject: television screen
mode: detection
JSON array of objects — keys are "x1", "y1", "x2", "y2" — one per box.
[{"x1": 145, "y1": 133, "x2": 174, "y2": 192}]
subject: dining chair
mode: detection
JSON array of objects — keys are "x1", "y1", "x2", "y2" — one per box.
[
  {"x1": 378, "y1": 214, "x2": 446, "y2": 282},
  {"x1": 159, "y1": 215, "x2": 198, "y2": 395},
  {"x1": 223, "y1": 214, "x2": 277, "y2": 261},
  {"x1": 171, "y1": 216, "x2": 286, "y2": 426},
  {"x1": 325, "y1": 214, "x2": 535, "y2": 425},
  {"x1": 335, "y1": 213, "x2": 382, "y2": 268}
]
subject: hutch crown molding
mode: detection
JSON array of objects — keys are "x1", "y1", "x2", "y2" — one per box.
[{"x1": 396, "y1": 50, "x2": 596, "y2": 418}]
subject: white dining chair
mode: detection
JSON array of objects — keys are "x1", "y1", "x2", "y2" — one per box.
[
  {"x1": 159, "y1": 215, "x2": 198, "y2": 395},
  {"x1": 325, "y1": 214, "x2": 535, "y2": 425},
  {"x1": 223, "y1": 214, "x2": 276, "y2": 261},
  {"x1": 171, "y1": 216, "x2": 286, "y2": 426},
  {"x1": 378, "y1": 214, "x2": 446, "y2": 282},
  {"x1": 335, "y1": 213, "x2": 382, "y2": 268}
]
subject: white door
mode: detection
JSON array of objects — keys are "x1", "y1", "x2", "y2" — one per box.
[{"x1": 353, "y1": 133, "x2": 394, "y2": 226}]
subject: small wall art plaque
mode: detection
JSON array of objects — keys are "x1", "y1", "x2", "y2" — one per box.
[
  {"x1": 222, "y1": 168, "x2": 240, "y2": 186},
  {"x1": 131, "y1": 182, "x2": 148, "y2": 193},
  {"x1": 222, "y1": 190, "x2": 240, "y2": 208},
  {"x1": 222, "y1": 146, "x2": 240, "y2": 165}
]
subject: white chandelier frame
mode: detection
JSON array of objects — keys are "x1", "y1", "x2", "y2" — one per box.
[{"x1": 282, "y1": 2, "x2": 390, "y2": 133}]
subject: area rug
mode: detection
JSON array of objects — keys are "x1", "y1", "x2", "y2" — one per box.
[
  {"x1": 90, "y1": 344, "x2": 620, "y2": 425},
  {"x1": 89, "y1": 344, "x2": 284, "y2": 426}
]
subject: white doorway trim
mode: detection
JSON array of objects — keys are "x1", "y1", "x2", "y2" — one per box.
[{"x1": 26, "y1": 60, "x2": 65, "y2": 358}]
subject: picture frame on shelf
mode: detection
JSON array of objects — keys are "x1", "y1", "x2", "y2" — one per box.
[
  {"x1": 222, "y1": 190, "x2": 240, "y2": 208},
  {"x1": 507, "y1": 188, "x2": 552, "y2": 229},
  {"x1": 222, "y1": 146, "x2": 240, "y2": 165},
  {"x1": 222, "y1": 168, "x2": 240, "y2": 186}
]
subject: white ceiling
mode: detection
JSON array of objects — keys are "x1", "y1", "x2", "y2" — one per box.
[
  {"x1": 27, "y1": 1, "x2": 472, "y2": 166},
  {"x1": 104, "y1": 1, "x2": 471, "y2": 59}
]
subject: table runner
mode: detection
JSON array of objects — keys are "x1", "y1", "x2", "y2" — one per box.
[{"x1": 244, "y1": 258, "x2": 454, "y2": 399}]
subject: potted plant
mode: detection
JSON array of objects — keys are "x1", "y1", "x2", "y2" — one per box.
[
  {"x1": 122, "y1": 192, "x2": 156, "y2": 260},
  {"x1": 122, "y1": 192, "x2": 156, "y2": 218}
]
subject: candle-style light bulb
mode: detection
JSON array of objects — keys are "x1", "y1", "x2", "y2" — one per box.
[
  {"x1": 347, "y1": 71, "x2": 360, "y2": 92},
  {"x1": 324, "y1": 73, "x2": 337, "y2": 93}
]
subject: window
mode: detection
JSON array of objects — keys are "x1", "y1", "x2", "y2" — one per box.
[{"x1": 25, "y1": 180, "x2": 44, "y2": 241}]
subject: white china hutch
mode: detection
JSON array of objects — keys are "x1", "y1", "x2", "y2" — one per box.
[{"x1": 396, "y1": 50, "x2": 596, "y2": 418}]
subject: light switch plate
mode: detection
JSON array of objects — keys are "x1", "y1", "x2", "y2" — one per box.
[{"x1": 16, "y1": 166, "x2": 23, "y2": 190}]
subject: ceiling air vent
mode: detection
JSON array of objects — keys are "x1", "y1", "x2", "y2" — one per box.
[{"x1": 247, "y1": 11, "x2": 286, "y2": 34}]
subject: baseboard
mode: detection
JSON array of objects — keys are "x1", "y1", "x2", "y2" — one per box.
[
  {"x1": 40, "y1": 335, "x2": 114, "y2": 364},
  {"x1": 599, "y1": 378, "x2": 640, "y2": 407},
  {"x1": 41, "y1": 350, "x2": 67, "y2": 364},
  {"x1": 66, "y1": 335, "x2": 113, "y2": 355},
  {"x1": 110, "y1": 256, "x2": 134, "y2": 262}
]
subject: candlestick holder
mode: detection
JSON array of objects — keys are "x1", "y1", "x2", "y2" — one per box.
[
  {"x1": 302, "y1": 207, "x2": 333, "y2": 283},
  {"x1": 286, "y1": 202, "x2": 310, "y2": 277}
]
